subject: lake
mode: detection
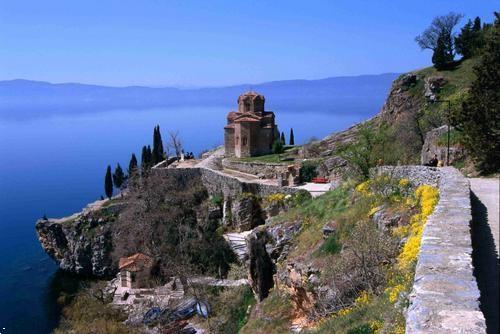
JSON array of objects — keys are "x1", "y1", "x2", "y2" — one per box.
[{"x1": 0, "y1": 102, "x2": 378, "y2": 333}]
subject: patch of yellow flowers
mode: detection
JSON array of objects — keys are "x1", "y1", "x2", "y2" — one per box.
[
  {"x1": 386, "y1": 184, "x2": 439, "y2": 306},
  {"x1": 264, "y1": 193, "x2": 286, "y2": 204}
]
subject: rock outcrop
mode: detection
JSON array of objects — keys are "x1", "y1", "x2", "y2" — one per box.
[
  {"x1": 35, "y1": 204, "x2": 116, "y2": 277},
  {"x1": 421, "y1": 125, "x2": 465, "y2": 165}
]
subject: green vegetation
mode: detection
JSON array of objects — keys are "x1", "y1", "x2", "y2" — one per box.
[
  {"x1": 141, "y1": 145, "x2": 152, "y2": 171},
  {"x1": 436, "y1": 128, "x2": 463, "y2": 146},
  {"x1": 240, "y1": 290, "x2": 293, "y2": 334},
  {"x1": 289, "y1": 128, "x2": 295, "y2": 145},
  {"x1": 273, "y1": 138, "x2": 285, "y2": 154},
  {"x1": 415, "y1": 12, "x2": 463, "y2": 70},
  {"x1": 299, "y1": 160, "x2": 319, "y2": 182},
  {"x1": 338, "y1": 123, "x2": 403, "y2": 178},
  {"x1": 453, "y1": 13, "x2": 500, "y2": 173},
  {"x1": 104, "y1": 165, "x2": 113, "y2": 199},
  {"x1": 455, "y1": 17, "x2": 484, "y2": 59},
  {"x1": 152, "y1": 124, "x2": 165, "y2": 164},
  {"x1": 315, "y1": 234, "x2": 342, "y2": 256},
  {"x1": 206, "y1": 285, "x2": 256, "y2": 333},
  {"x1": 112, "y1": 163, "x2": 125, "y2": 189},
  {"x1": 128, "y1": 153, "x2": 138, "y2": 174},
  {"x1": 55, "y1": 283, "x2": 138, "y2": 334},
  {"x1": 252, "y1": 176, "x2": 438, "y2": 334}
]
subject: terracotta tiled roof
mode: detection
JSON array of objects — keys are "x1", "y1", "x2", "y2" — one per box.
[{"x1": 119, "y1": 253, "x2": 153, "y2": 272}]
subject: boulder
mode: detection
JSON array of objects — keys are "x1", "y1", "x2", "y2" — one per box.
[
  {"x1": 424, "y1": 76, "x2": 447, "y2": 102},
  {"x1": 421, "y1": 125, "x2": 465, "y2": 165},
  {"x1": 322, "y1": 221, "x2": 337, "y2": 238}
]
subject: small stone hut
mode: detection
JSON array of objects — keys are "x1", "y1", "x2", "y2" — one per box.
[
  {"x1": 119, "y1": 253, "x2": 153, "y2": 289},
  {"x1": 224, "y1": 91, "x2": 278, "y2": 158}
]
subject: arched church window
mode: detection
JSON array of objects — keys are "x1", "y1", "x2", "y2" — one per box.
[
  {"x1": 245, "y1": 102, "x2": 251, "y2": 112},
  {"x1": 242, "y1": 137, "x2": 247, "y2": 146}
]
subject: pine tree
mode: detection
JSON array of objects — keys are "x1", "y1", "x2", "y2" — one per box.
[
  {"x1": 280, "y1": 132, "x2": 286, "y2": 145},
  {"x1": 289, "y1": 128, "x2": 295, "y2": 145},
  {"x1": 113, "y1": 163, "x2": 125, "y2": 189},
  {"x1": 104, "y1": 165, "x2": 113, "y2": 199},
  {"x1": 455, "y1": 17, "x2": 483, "y2": 59},
  {"x1": 455, "y1": 20, "x2": 475, "y2": 58},
  {"x1": 129, "y1": 153, "x2": 138, "y2": 174},
  {"x1": 454, "y1": 13, "x2": 500, "y2": 173}
]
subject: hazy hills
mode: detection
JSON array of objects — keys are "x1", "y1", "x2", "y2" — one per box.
[{"x1": 0, "y1": 73, "x2": 399, "y2": 117}]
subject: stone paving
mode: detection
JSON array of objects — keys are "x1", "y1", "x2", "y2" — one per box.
[{"x1": 469, "y1": 178, "x2": 499, "y2": 257}]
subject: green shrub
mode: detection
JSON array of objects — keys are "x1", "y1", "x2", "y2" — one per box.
[
  {"x1": 210, "y1": 194, "x2": 223, "y2": 206},
  {"x1": 300, "y1": 160, "x2": 319, "y2": 182},
  {"x1": 273, "y1": 139, "x2": 284, "y2": 154},
  {"x1": 315, "y1": 234, "x2": 342, "y2": 256}
]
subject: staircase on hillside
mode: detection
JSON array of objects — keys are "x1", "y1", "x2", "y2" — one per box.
[{"x1": 223, "y1": 231, "x2": 251, "y2": 261}]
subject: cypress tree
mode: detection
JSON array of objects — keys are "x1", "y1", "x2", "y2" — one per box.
[
  {"x1": 280, "y1": 132, "x2": 286, "y2": 145},
  {"x1": 152, "y1": 125, "x2": 162, "y2": 164},
  {"x1": 113, "y1": 163, "x2": 125, "y2": 189},
  {"x1": 157, "y1": 125, "x2": 164, "y2": 161},
  {"x1": 104, "y1": 165, "x2": 113, "y2": 199},
  {"x1": 129, "y1": 153, "x2": 138, "y2": 174},
  {"x1": 289, "y1": 128, "x2": 295, "y2": 145},
  {"x1": 147, "y1": 145, "x2": 152, "y2": 164}
]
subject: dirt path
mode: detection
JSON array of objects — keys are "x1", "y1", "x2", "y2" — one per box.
[{"x1": 469, "y1": 177, "x2": 499, "y2": 334}]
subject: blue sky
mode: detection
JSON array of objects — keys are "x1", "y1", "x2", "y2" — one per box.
[{"x1": 0, "y1": 0, "x2": 496, "y2": 87}]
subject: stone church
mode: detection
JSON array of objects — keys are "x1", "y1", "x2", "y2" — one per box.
[{"x1": 224, "y1": 91, "x2": 277, "y2": 158}]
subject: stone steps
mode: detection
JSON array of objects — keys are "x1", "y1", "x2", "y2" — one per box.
[{"x1": 224, "y1": 231, "x2": 251, "y2": 261}]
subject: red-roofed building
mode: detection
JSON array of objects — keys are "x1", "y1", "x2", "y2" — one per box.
[
  {"x1": 224, "y1": 92, "x2": 278, "y2": 158},
  {"x1": 119, "y1": 253, "x2": 153, "y2": 288}
]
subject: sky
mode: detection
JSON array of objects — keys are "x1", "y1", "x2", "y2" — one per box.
[{"x1": 0, "y1": 0, "x2": 497, "y2": 87}]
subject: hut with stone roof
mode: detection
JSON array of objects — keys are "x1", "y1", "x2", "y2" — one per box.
[
  {"x1": 119, "y1": 253, "x2": 153, "y2": 288},
  {"x1": 224, "y1": 91, "x2": 278, "y2": 158}
]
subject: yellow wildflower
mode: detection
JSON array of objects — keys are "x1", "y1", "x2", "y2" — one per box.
[{"x1": 398, "y1": 178, "x2": 410, "y2": 187}]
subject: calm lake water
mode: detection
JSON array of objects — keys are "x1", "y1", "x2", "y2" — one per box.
[{"x1": 0, "y1": 103, "x2": 376, "y2": 333}]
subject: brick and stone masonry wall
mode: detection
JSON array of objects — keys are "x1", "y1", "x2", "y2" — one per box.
[{"x1": 375, "y1": 166, "x2": 486, "y2": 333}]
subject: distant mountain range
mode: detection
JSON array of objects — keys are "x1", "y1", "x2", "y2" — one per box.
[{"x1": 0, "y1": 73, "x2": 400, "y2": 117}]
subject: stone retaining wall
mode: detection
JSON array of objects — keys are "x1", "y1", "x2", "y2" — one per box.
[
  {"x1": 221, "y1": 158, "x2": 290, "y2": 179},
  {"x1": 152, "y1": 166, "x2": 299, "y2": 198},
  {"x1": 375, "y1": 166, "x2": 486, "y2": 333}
]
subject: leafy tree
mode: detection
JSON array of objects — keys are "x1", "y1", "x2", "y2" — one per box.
[
  {"x1": 416, "y1": 12, "x2": 463, "y2": 51},
  {"x1": 272, "y1": 139, "x2": 284, "y2": 154},
  {"x1": 104, "y1": 165, "x2": 113, "y2": 199},
  {"x1": 128, "y1": 153, "x2": 138, "y2": 174},
  {"x1": 289, "y1": 128, "x2": 295, "y2": 145},
  {"x1": 280, "y1": 132, "x2": 286, "y2": 145},
  {"x1": 152, "y1": 125, "x2": 164, "y2": 164},
  {"x1": 113, "y1": 163, "x2": 126, "y2": 189},
  {"x1": 453, "y1": 13, "x2": 500, "y2": 173},
  {"x1": 432, "y1": 29, "x2": 454, "y2": 69}
]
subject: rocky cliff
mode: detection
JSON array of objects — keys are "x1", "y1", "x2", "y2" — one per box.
[{"x1": 35, "y1": 200, "x2": 123, "y2": 277}]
